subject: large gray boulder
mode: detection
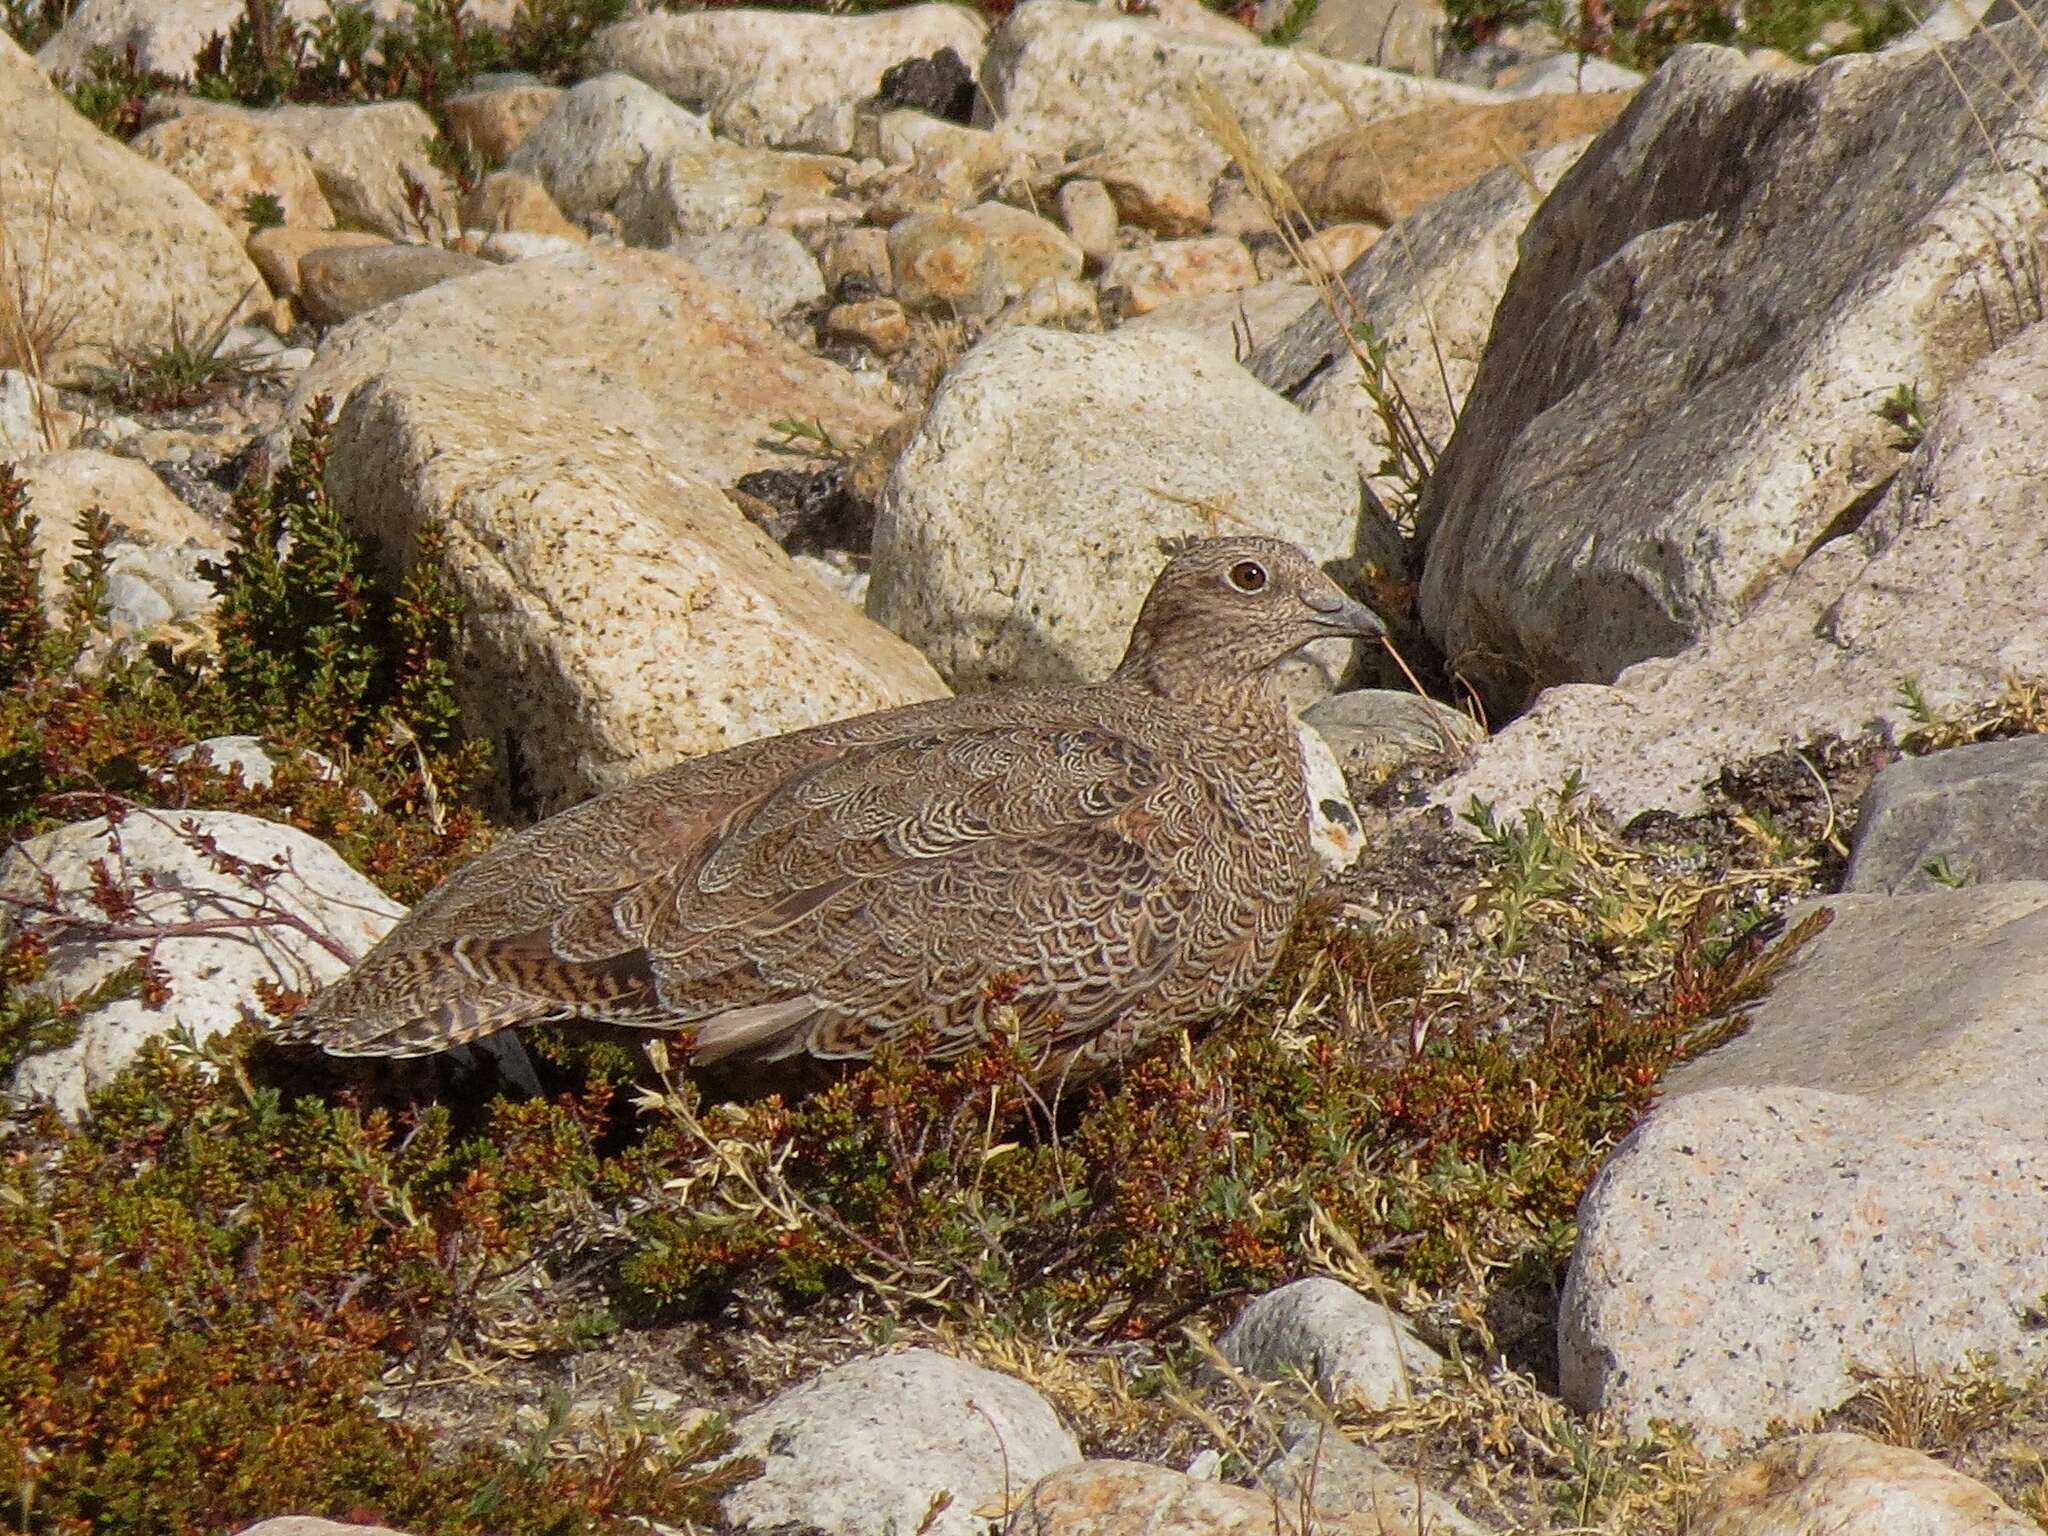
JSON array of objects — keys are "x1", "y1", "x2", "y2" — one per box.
[
  {"x1": 290, "y1": 247, "x2": 942, "y2": 816},
  {"x1": 1436, "y1": 314, "x2": 2048, "y2": 820},
  {"x1": 869, "y1": 325, "x2": 1398, "y2": 694},
  {"x1": 1418, "y1": 26, "x2": 2048, "y2": 716},
  {"x1": 1844, "y1": 736, "x2": 2048, "y2": 894},
  {"x1": 0, "y1": 34, "x2": 264, "y2": 382},
  {"x1": 1560, "y1": 883, "x2": 2048, "y2": 1448}
]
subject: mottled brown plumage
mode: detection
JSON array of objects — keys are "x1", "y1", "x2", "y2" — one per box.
[{"x1": 284, "y1": 538, "x2": 1384, "y2": 1090}]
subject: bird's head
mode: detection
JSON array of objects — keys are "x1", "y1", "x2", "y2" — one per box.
[{"x1": 1114, "y1": 536, "x2": 1386, "y2": 698}]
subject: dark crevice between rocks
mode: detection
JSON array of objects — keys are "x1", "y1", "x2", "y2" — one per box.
[
  {"x1": 502, "y1": 725, "x2": 540, "y2": 825},
  {"x1": 874, "y1": 46, "x2": 978, "y2": 123},
  {"x1": 1798, "y1": 471, "x2": 1895, "y2": 563},
  {"x1": 732, "y1": 465, "x2": 875, "y2": 561},
  {"x1": 1709, "y1": 730, "x2": 1893, "y2": 888}
]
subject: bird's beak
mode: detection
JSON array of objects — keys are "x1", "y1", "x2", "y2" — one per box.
[{"x1": 1304, "y1": 585, "x2": 1387, "y2": 641}]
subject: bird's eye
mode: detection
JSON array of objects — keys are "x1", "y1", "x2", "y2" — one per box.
[{"x1": 1226, "y1": 559, "x2": 1268, "y2": 594}]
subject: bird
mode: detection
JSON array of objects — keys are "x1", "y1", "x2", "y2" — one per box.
[{"x1": 281, "y1": 536, "x2": 1385, "y2": 1093}]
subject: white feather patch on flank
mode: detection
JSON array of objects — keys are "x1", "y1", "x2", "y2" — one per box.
[{"x1": 686, "y1": 995, "x2": 820, "y2": 1063}]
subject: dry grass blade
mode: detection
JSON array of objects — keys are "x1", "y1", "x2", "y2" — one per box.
[
  {"x1": 1186, "y1": 80, "x2": 1433, "y2": 479},
  {"x1": 1836, "y1": 1359, "x2": 2026, "y2": 1453},
  {"x1": 1184, "y1": 78, "x2": 1453, "y2": 704},
  {"x1": 1150, "y1": 485, "x2": 1253, "y2": 537},
  {"x1": 0, "y1": 163, "x2": 82, "y2": 450},
  {"x1": 1366, "y1": 1352, "x2": 1712, "y2": 1535},
  {"x1": 1186, "y1": 77, "x2": 1457, "y2": 511},
  {"x1": 1903, "y1": 670, "x2": 2048, "y2": 751},
  {"x1": 1913, "y1": 0, "x2": 2048, "y2": 172}
]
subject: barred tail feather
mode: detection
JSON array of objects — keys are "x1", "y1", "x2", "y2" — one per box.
[{"x1": 281, "y1": 937, "x2": 660, "y2": 1058}]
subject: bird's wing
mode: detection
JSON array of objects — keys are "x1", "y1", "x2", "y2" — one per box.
[
  {"x1": 646, "y1": 722, "x2": 1203, "y2": 1064},
  {"x1": 294, "y1": 709, "x2": 1201, "y2": 1064},
  {"x1": 285, "y1": 703, "x2": 945, "y2": 1056}
]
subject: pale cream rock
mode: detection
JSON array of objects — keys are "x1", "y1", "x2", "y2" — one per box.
[
  {"x1": 443, "y1": 84, "x2": 565, "y2": 165},
  {"x1": 0, "y1": 35, "x2": 265, "y2": 382},
  {"x1": 1055, "y1": 177, "x2": 1120, "y2": 266},
  {"x1": 1099, "y1": 236, "x2": 1258, "y2": 317},
  {"x1": 870, "y1": 325, "x2": 1398, "y2": 693},
  {"x1": 460, "y1": 171, "x2": 583, "y2": 240},
  {"x1": 284, "y1": 246, "x2": 928, "y2": 813},
  {"x1": 504, "y1": 74, "x2": 710, "y2": 218},
  {"x1": 586, "y1": 5, "x2": 990, "y2": 154},
  {"x1": 132, "y1": 111, "x2": 334, "y2": 236},
  {"x1": 888, "y1": 203, "x2": 1084, "y2": 316},
  {"x1": 976, "y1": 1, "x2": 1495, "y2": 184},
  {"x1": 1687, "y1": 1434, "x2": 2037, "y2": 1536}
]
